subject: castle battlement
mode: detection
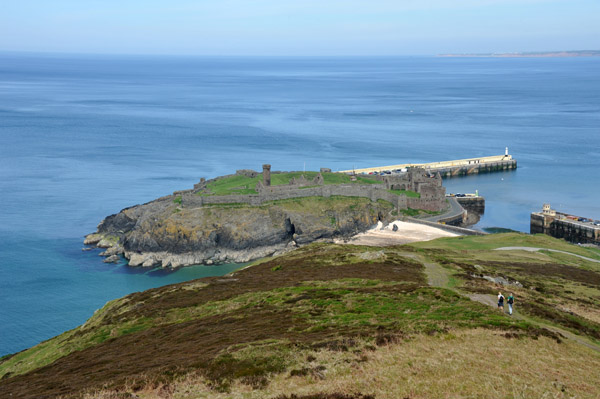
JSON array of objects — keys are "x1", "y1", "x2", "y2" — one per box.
[{"x1": 186, "y1": 166, "x2": 447, "y2": 213}]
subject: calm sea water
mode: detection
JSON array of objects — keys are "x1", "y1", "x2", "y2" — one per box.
[{"x1": 1, "y1": 53, "x2": 599, "y2": 355}]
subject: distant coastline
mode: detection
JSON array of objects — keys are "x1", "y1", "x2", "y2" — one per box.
[{"x1": 438, "y1": 50, "x2": 600, "y2": 58}]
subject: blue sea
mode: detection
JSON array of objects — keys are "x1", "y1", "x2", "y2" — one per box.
[{"x1": 1, "y1": 53, "x2": 599, "y2": 355}]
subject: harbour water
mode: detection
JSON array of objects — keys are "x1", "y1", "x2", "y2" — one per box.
[{"x1": 1, "y1": 53, "x2": 599, "y2": 355}]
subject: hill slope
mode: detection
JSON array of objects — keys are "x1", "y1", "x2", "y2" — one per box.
[{"x1": 2, "y1": 233, "x2": 600, "y2": 398}]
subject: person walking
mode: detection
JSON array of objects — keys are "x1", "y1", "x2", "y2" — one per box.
[
  {"x1": 497, "y1": 292, "x2": 505, "y2": 313},
  {"x1": 507, "y1": 293, "x2": 515, "y2": 315}
]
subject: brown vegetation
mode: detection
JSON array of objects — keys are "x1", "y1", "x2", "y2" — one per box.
[
  {"x1": 4, "y1": 234, "x2": 600, "y2": 398},
  {"x1": 85, "y1": 329, "x2": 600, "y2": 399},
  {"x1": 0, "y1": 245, "x2": 428, "y2": 398}
]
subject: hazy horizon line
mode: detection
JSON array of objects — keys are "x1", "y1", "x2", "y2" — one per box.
[{"x1": 2, "y1": 49, "x2": 599, "y2": 59}]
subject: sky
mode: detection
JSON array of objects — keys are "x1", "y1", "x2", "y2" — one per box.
[{"x1": 1, "y1": 0, "x2": 599, "y2": 56}]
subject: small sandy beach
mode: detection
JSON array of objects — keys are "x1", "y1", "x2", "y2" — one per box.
[{"x1": 335, "y1": 220, "x2": 458, "y2": 246}]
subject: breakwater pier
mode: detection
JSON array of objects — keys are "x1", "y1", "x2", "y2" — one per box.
[
  {"x1": 340, "y1": 149, "x2": 517, "y2": 178},
  {"x1": 531, "y1": 204, "x2": 600, "y2": 245}
]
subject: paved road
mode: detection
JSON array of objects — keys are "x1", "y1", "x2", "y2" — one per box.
[
  {"x1": 422, "y1": 197, "x2": 464, "y2": 223},
  {"x1": 495, "y1": 247, "x2": 600, "y2": 264}
]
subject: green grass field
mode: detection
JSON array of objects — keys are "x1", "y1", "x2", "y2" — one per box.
[
  {"x1": 388, "y1": 188, "x2": 420, "y2": 198},
  {"x1": 410, "y1": 232, "x2": 600, "y2": 261},
  {"x1": 199, "y1": 172, "x2": 383, "y2": 196}
]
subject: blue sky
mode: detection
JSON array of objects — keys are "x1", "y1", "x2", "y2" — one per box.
[{"x1": 1, "y1": 0, "x2": 598, "y2": 55}]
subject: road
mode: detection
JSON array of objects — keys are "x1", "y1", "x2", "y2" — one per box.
[{"x1": 422, "y1": 197, "x2": 464, "y2": 223}]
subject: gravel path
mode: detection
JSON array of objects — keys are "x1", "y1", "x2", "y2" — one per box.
[
  {"x1": 418, "y1": 254, "x2": 600, "y2": 353},
  {"x1": 495, "y1": 247, "x2": 600, "y2": 263},
  {"x1": 467, "y1": 292, "x2": 600, "y2": 353}
]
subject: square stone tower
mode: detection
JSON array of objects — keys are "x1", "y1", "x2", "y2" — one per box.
[
  {"x1": 262, "y1": 164, "x2": 271, "y2": 186},
  {"x1": 543, "y1": 203, "x2": 556, "y2": 216}
]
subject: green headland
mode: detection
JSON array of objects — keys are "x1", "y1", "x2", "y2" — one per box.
[{"x1": 2, "y1": 233, "x2": 600, "y2": 398}]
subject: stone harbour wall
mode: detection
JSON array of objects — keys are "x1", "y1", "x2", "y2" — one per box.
[
  {"x1": 531, "y1": 213, "x2": 600, "y2": 245},
  {"x1": 436, "y1": 160, "x2": 516, "y2": 179}
]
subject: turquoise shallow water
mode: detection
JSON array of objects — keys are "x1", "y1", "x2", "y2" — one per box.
[
  {"x1": 0, "y1": 235, "x2": 241, "y2": 355},
  {"x1": 1, "y1": 54, "x2": 599, "y2": 355}
]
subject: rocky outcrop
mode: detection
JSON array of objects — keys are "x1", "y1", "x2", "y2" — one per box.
[
  {"x1": 86, "y1": 195, "x2": 395, "y2": 268},
  {"x1": 103, "y1": 255, "x2": 120, "y2": 264}
]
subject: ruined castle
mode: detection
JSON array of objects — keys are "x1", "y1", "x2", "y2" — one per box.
[{"x1": 182, "y1": 164, "x2": 447, "y2": 213}]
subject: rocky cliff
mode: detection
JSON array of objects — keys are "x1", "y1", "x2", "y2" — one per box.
[{"x1": 85, "y1": 195, "x2": 396, "y2": 267}]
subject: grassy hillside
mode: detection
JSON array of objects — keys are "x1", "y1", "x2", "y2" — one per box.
[{"x1": 2, "y1": 234, "x2": 600, "y2": 398}]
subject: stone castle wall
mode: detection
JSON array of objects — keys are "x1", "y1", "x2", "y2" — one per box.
[
  {"x1": 180, "y1": 184, "x2": 445, "y2": 212},
  {"x1": 183, "y1": 167, "x2": 446, "y2": 212}
]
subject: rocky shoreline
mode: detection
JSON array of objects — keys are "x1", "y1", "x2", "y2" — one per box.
[
  {"x1": 84, "y1": 195, "x2": 397, "y2": 268},
  {"x1": 84, "y1": 232, "x2": 301, "y2": 267},
  {"x1": 83, "y1": 167, "x2": 454, "y2": 268}
]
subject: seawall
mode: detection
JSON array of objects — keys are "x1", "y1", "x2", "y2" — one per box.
[
  {"x1": 435, "y1": 160, "x2": 516, "y2": 179},
  {"x1": 340, "y1": 154, "x2": 517, "y2": 179},
  {"x1": 531, "y1": 213, "x2": 600, "y2": 245},
  {"x1": 456, "y1": 196, "x2": 485, "y2": 225},
  {"x1": 406, "y1": 217, "x2": 486, "y2": 236}
]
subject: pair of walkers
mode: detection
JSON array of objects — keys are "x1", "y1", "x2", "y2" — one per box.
[{"x1": 497, "y1": 292, "x2": 514, "y2": 315}]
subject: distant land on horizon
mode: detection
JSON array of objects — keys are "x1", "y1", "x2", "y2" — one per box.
[{"x1": 438, "y1": 50, "x2": 600, "y2": 58}]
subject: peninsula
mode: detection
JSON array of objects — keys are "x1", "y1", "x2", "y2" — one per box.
[
  {"x1": 84, "y1": 165, "x2": 447, "y2": 267},
  {"x1": 439, "y1": 50, "x2": 600, "y2": 58}
]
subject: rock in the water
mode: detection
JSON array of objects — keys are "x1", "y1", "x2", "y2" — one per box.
[
  {"x1": 127, "y1": 253, "x2": 145, "y2": 267},
  {"x1": 82, "y1": 247, "x2": 93, "y2": 252},
  {"x1": 99, "y1": 246, "x2": 122, "y2": 257},
  {"x1": 83, "y1": 233, "x2": 103, "y2": 245},
  {"x1": 97, "y1": 239, "x2": 115, "y2": 248},
  {"x1": 103, "y1": 255, "x2": 120, "y2": 263},
  {"x1": 142, "y1": 257, "x2": 158, "y2": 267}
]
